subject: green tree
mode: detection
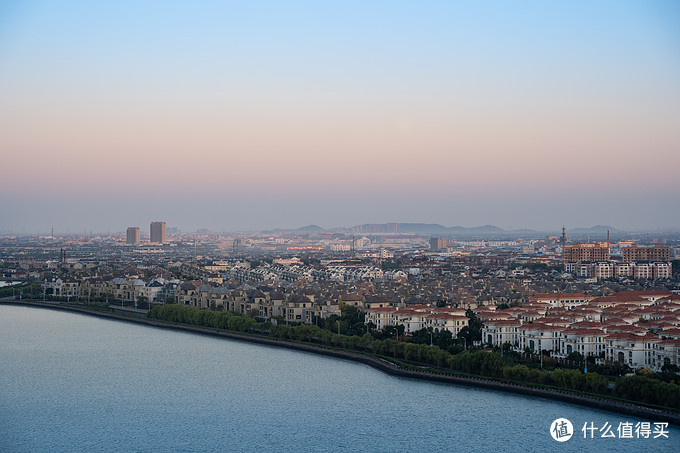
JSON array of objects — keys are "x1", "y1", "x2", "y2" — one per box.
[
  {"x1": 136, "y1": 296, "x2": 149, "y2": 309},
  {"x1": 566, "y1": 351, "x2": 584, "y2": 363},
  {"x1": 381, "y1": 324, "x2": 405, "y2": 340},
  {"x1": 458, "y1": 309, "x2": 482, "y2": 346},
  {"x1": 411, "y1": 327, "x2": 431, "y2": 345},
  {"x1": 435, "y1": 329, "x2": 454, "y2": 350}
]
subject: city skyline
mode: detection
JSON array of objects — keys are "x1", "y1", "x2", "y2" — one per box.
[{"x1": 1, "y1": 1, "x2": 679, "y2": 233}]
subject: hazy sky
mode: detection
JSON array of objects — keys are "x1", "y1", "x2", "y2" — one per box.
[{"x1": 1, "y1": 1, "x2": 679, "y2": 233}]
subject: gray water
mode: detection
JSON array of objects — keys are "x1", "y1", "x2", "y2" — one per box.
[{"x1": 1, "y1": 305, "x2": 678, "y2": 452}]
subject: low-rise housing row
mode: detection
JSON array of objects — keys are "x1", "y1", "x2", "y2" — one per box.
[
  {"x1": 44, "y1": 276, "x2": 179, "y2": 303},
  {"x1": 365, "y1": 305, "x2": 469, "y2": 336},
  {"x1": 174, "y1": 282, "x2": 342, "y2": 322},
  {"x1": 481, "y1": 291, "x2": 680, "y2": 373}
]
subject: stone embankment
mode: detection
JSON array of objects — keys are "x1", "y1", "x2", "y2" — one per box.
[{"x1": 5, "y1": 300, "x2": 680, "y2": 425}]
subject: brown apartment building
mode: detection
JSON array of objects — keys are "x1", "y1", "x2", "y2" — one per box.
[
  {"x1": 563, "y1": 243, "x2": 610, "y2": 262},
  {"x1": 150, "y1": 221, "x2": 166, "y2": 243},
  {"x1": 622, "y1": 244, "x2": 670, "y2": 262},
  {"x1": 126, "y1": 227, "x2": 140, "y2": 244}
]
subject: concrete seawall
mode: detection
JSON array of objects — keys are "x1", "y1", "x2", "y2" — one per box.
[{"x1": 5, "y1": 300, "x2": 680, "y2": 425}]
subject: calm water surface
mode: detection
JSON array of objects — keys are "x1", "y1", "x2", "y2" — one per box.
[{"x1": 1, "y1": 305, "x2": 678, "y2": 452}]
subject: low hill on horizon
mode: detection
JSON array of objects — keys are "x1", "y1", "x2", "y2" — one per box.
[{"x1": 258, "y1": 223, "x2": 632, "y2": 238}]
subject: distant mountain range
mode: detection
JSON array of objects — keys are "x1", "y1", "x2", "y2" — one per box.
[
  {"x1": 261, "y1": 223, "x2": 623, "y2": 239},
  {"x1": 261, "y1": 224, "x2": 327, "y2": 234},
  {"x1": 567, "y1": 225, "x2": 620, "y2": 236},
  {"x1": 353, "y1": 223, "x2": 508, "y2": 235}
]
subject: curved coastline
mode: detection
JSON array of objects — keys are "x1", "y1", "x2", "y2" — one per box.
[{"x1": 5, "y1": 300, "x2": 680, "y2": 425}]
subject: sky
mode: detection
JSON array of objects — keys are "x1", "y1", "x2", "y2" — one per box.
[{"x1": 1, "y1": 1, "x2": 679, "y2": 233}]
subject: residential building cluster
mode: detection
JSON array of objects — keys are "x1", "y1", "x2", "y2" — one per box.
[
  {"x1": 44, "y1": 276, "x2": 178, "y2": 303},
  {"x1": 175, "y1": 282, "x2": 341, "y2": 322},
  {"x1": 3, "y1": 227, "x2": 679, "y2": 376},
  {"x1": 480, "y1": 290, "x2": 680, "y2": 373},
  {"x1": 563, "y1": 243, "x2": 672, "y2": 281},
  {"x1": 221, "y1": 262, "x2": 386, "y2": 284}
]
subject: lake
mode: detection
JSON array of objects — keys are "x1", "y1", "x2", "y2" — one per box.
[{"x1": 1, "y1": 305, "x2": 678, "y2": 452}]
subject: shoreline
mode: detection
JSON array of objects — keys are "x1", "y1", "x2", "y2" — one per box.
[{"x1": 5, "y1": 300, "x2": 680, "y2": 425}]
